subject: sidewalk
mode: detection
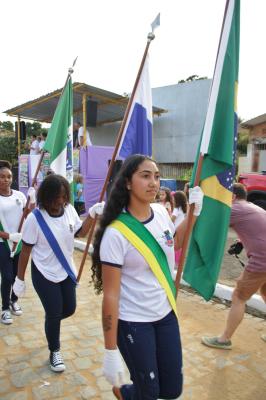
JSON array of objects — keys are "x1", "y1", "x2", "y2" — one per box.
[{"x1": 0, "y1": 251, "x2": 265, "y2": 400}]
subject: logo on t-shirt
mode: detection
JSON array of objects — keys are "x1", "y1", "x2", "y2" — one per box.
[
  {"x1": 162, "y1": 230, "x2": 174, "y2": 247},
  {"x1": 16, "y1": 198, "x2": 22, "y2": 206}
]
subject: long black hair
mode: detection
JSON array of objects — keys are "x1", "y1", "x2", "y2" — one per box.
[{"x1": 91, "y1": 154, "x2": 157, "y2": 294}]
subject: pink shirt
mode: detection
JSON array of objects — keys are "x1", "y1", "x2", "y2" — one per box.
[{"x1": 230, "y1": 200, "x2": 266, "y2": 273}]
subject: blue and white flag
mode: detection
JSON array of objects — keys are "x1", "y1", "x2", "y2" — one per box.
[{"x1": 118, "y1": 55, "x2": 152, "y2": 158}]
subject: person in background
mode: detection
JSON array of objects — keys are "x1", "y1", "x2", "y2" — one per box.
[
  {"x1": 171, "y1": 191, "x2": 188, "y2": 269},
  {"x1": 13, "y1": 174, "x2": 105, "y2": 373},
  {"x1": 30, "y1": 134, "x2": 40, "y2": 155},
  {"x1": 73, "y1": 122, "x2": 80, "y2": 149},
  {"x1": 202, "y1": 183, "x2": 266, "y2": 349},
  {"x1": 91, "y1": 154, "x2": 203, "y2": 399},
  {"x1": 158, "y1": 186, "x2": 174, "y2": 216},
  {"x1": 76, "y1": 121, "x2": 92, "y2": 147},
  {"x1": 183, "y1": 182, "x2": 190, "y2": 202},
  {"x1": 0, "y1": 160, "x2": 35, "y2": 324},
  {"x1": 172, "y1": 191, "x2": 187, "y2": 230},
  {"x1": 39, "y1": 132, "x2": 47, "y2": 152},
  {"x1": 74, "y1": 173, "x2": 86, "y2": 216}
]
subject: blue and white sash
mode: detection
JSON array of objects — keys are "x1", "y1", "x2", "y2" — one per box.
[{"x1": 32, "y1": 209, "x2": 77, "y2": 284}]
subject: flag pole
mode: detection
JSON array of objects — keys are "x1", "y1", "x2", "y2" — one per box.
[
  {"x1": 174, "y1": 153, "x2": 204, "y2": 293},
  {"x1": 175, "y1": 0, "x2": 232, "y2": 294},
  {"x1": 12, "y1": 57, "x2": 78, "y2": 254},
  {"x1": 77, "y1": 29, "x2": 157, "y2": 282}
]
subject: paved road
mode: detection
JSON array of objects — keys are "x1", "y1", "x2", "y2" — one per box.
[{"x1": 0, "y1": 251, "x2": 265, "y2": 399}]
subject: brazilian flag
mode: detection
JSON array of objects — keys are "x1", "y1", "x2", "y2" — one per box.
[{"x1": 183, "y1": 0, "x2": 240, "y2": 300}]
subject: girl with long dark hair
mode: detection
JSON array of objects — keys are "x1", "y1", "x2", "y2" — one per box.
[
  {"x1": 91, "y1": 154, "x2": 203, "y2": 399},
  {"x1": 158, "y1": 186, "x2": 174, "y2": 216}
]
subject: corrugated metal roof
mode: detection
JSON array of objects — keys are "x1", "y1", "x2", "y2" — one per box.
[{"x1": 4, "y1": 82, "x2": 166, "y2": 124}]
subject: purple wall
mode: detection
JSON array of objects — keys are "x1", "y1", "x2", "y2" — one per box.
[{"x1": 79, "y1": 146, "x2": 115, "y2": 210}]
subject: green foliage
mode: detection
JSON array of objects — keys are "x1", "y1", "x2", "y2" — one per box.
[
  {"x1": 25, "y1": 121, "x2": 48, "y2": 136},
  {"x1": 178, "y1": 75, "x2": 208, "y2": 84},
  {"x1": 0, "y1": 134, "x2": 17, "y2": 166},
  {"x1": 179, "y1": 168, "x2": 193, "y2": 181},
  {"x1": 237, "y1": 131, "x2": 249, "y2": 155},
  {"x1": 0, "y1": 121, "x2": 14, "y2": 131}
]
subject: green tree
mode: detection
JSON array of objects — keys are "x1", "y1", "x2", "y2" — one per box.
[
  {"x1": 0, "y1": 120, "x2": 14, "y2": 131},
  {"x1": 178, "y1": 75, "x2": 208, "y2": 84},
  {"x1": 0, "y1": 134, "x2": 17, "y2": 165},
  {"x1": 25, "y1": 121, "x2": 48, "y2": 137}
]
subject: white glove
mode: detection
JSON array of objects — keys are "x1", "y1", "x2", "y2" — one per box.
[
  {"x1": 89, "y1": 201, "x2": 105, "y2": 219},
  {"x1": 103, "y1": 349, "x2": 125, "y2": 387},
  {"x1": 88, "y1": 243, "x2": 94, "y2": 255},
  {"x1": 27, "y1": 187, "x2": 36, "y2": 204},
  {"x1": 9, "y1": 232, "x2": 22, "y2": 243},
  {"x1": 189, "y1": 186, "x2": 204, "y2": 216},
  {"x1": 13, "y1": 277, "x2": 26, "y2": 297}
]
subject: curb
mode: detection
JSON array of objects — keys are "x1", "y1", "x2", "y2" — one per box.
[{"x1": 74, "y1": 239, "x2": 266, "y2": 315}]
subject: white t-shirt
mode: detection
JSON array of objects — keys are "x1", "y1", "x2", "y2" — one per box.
[
  {"x1": 78, "y1": 126, "x2": 92, "y2": 146},
  {"x1": 39, "y1": 140, "x2": 45, "y2": 151},
  {"x1": 30, "y1": 140, "x2": 40, "y2": 155},
  {"x1": 22, "y1": 204, "x2": 82, "y2": 283},
  {"x1": 100, "y1": 203, "x2": 176, "y2": 322},
  {"x1": 172, "y1": 207, "x2": 186, "y2": 230},
  {"x1": 0, "y1": 190, "x2": 26, "y2": 246}
]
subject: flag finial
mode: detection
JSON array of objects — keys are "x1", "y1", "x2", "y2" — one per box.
[
  {"x1": 148, "y1": 13, "x2": 160, "y2": 42},
  {"x1": 68, "y1": 56, "x2": 78, "y2": 75},
  {"x1": 151, "y1": 13, "x2": 160, "y2": 33}
]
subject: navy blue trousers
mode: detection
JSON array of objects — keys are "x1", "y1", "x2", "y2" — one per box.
[
  {"x1": 31, "y1": 261, "x2": 76, "y2": 351},
  {"x1": 118, "y1": 311, "x2": 183, "y2": 400},
  {"x1": 0, "y1": 243, "x2": 19, "y2": 310}
]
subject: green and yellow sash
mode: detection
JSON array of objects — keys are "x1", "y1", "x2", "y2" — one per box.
[
  {"x1": 0, "y1": 221, "x2": 22, "y2": 256},
  {"x1": 110, "y1": 212, "x2": 178, "y2": 318}
]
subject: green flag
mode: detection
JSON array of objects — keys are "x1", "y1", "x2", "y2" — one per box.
[
  {"x1": 183, "y1": 0, "x2": 240, "y2": 300},
  {"x1": 43, "y1": 76, "x2": 73, "y2": 201}
]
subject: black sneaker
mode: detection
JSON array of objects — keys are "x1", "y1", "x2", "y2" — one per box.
[
  {"x1": 1, "y1": 310, "x2": 13, "y2": 325},
  {"x1": 49, "y1": 350, "x2": 66, "y2": 372}
]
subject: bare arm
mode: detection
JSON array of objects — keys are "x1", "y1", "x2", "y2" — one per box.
[
  {"x1": 0, "y1": 231, "x2": 9, "y2": 240},
  {"x1": 76, "y1": 215, "x2": 94, "y2": 238},
  {"x1": 79, "y1": 136, "x2": 84, "y2": 147},
  {"x1": 171, "y1": 215, "x2": 177, "y2": 223},
  {"x1": 17, "y1": 243, "x2": 32, "y2": 280},
  {"x1": 102, "y1": 265, "x2": 121, "y2": 350}
]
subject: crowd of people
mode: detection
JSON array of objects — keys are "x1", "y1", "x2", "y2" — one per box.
[{"x1": 0, "y1": 152, "x2": 265, "y2": 400}]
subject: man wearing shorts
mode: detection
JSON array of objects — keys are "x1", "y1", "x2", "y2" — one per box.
[{"x1": 202, "y1": 183, "x2": 266, "y2": 349}]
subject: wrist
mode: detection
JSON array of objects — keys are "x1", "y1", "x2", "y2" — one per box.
[{"x1": 105, "y1": 346, "x2": 118, "y2": 351}]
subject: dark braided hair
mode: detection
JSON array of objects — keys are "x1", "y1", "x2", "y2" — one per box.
[{"x1": 91, "y1": 154, "x2": 157, "y2": 294}]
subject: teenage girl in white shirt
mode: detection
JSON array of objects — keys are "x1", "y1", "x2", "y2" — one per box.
[
  {"x1": 0, "y1": 160, "x2": 35, "y2": 325},
  {"x1": 91, "y1": 154, "x2": 203, "y2": 400},
  {"x1": 13, "y1": 174, "x2": 104, "y2": 373}
]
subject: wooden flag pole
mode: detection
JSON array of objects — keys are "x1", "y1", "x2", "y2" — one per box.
[
  {"x1": 77, "y1": 32, "x2": 156, "y2": 282},
  {"x1": 175, "y1": 153, "x2": 204, "y2": 294},
  {"x1": 12, "y1": 57, "x2": 78, "y2": 254}
]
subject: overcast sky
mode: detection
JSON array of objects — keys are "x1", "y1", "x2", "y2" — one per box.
[{"x1": 0, "y1": 0, "x2": 265, "y2": 124}]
